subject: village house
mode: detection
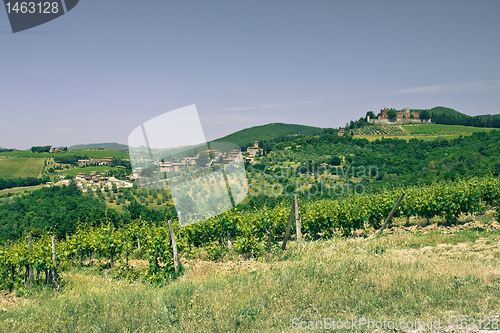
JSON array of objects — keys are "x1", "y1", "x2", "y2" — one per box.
[
  {"x1": 226, "y1": 148, "x2": 241, "y2": 159},
  {"x1": 78, "y1": 157, "x2": 113, "y2": 167},
  {"x1": 379, "y1": 107, "x2": 420, "y2": 119},
  {"x1": 159, "y1": 162, "x2": 174, "y2": 173},
  {"x1": 246, "y1": 141, "x2": 263, "y2": 162},
  {"x1": 48, "y1": 146, "x2": 64, "y2": 153},
  {"x1": 78, "y1": 159, "x2": 90, "y2": 167},
  {"x1": 366, "y1": 108, "x2": 431, "y2": 124},
  {"x1": 203, "y1": 149, "x2": 222, "y2": 158},
  {"x1": 158, "y1": 161, "x2": 185, "y2": 173},
  {"x1": 181, "y1": 156, "x2": 198, "y2": 166},
  {"x1": 75, "y1": 171, "x2": 109, "y2": 183},
  {"x1": 172, "y1": 163, "x2": 185, "y2": 172}
]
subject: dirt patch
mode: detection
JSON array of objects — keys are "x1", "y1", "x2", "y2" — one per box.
[
  {"x1": 180, "y1": 257, "x2": 277, "y2": 282},
  {"x1": 385, "y1": 220, "x2": 500, "y2": 234},
  {"x1": 352, "y1": 220, "x2": 500, "y2": 237},
  {"x1": 0, "y1": 290, "x2": 28, "y2": 312}
]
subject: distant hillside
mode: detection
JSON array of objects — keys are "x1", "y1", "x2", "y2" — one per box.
[
  {"x1": 475, "y1": 114, "x2": 500, "y2": 122},
  {"x1": 213, "y1": 123, "x2": 326, "y2": 149},
  {"x1": 409, "y1": 106, "x2": 463, "y2": 118},
  {"x1": 409, "y1": 106, "x2": 500, "y2": 128},
  {"x1": 69, "y1": 142, "x2": 128, "y2": 152}
]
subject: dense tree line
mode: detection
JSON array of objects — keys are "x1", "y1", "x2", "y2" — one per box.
[
  {"x1": 30, "y1": 146, "x2": 52, "y2": 153},
  {"x1": 0, "y1": 176, "x2": 50, "y2": 191},
  {"x1": 256, "y1": 129, "x2": 500, "y2": 189},
  {"x1": 432, "y1": 113, "x2": 500, "y2": 128},
  {"x1": 54, "y1": 156, "x2": 79, "y2": 164},
  {"x1": 0, "y1": 185, "x2": 119, "y2": 241},
  {"x1": 0, "y1": 183, "x2": 179, "y2": 242},
  {"x1": 110, "y1": 158, "x2": 132, "y2": 170}
]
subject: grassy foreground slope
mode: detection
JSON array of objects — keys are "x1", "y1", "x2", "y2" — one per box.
[
  {"x1": 0, "y1": 158, "x2": 45, "y2": 179},
  {"x1": 1, "y1": 229, "x2": 499, "y2": 332}
]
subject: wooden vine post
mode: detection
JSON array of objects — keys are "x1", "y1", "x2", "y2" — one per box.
[
  {"x1": 282, "y1": 194, "x2": 301, "y2": 250},
  {"x1": 178, "y1": 212, "x2": 182, "y2": 239},
  {"x1": 125, "y1": 249, "x2": 129, "y2": 272},
  {"x1": 227, "y1": 230, "x2": 233, "y2": 250},
  {"x1": 295, "y1": 194, "x2": 301, "y2": 242},
  {"x1": 51, "y1": 236, "x2": 60, "y2": 291},
  {"x1": 27, "y1": 235, "x2": 34, "y2": 288},
  {"x1": 262, "y1": 209, "x2": 271, "y2": 249},
  {"x1": 376, "y1": 191, "x2": 405, "y2": 236},
  {"x1": 7, "y1": 240, "x2": 14, "y2": 281},
  {"x1": 168, "y1": 220, "x2": 179, "y2": 273},
  {"x1": 109, "y1": 225, "x2": 114, "y2": 270}
]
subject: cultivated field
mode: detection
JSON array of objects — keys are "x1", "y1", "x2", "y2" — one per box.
[
  {"x1": 354, "y1": 124, "x2": 497, "y2": 141},
  {"x1": 403, "y1": 123, "x2": 498, "y2": 136},
  {"x1": 0, "y1": 158, "x2": 45, "y2": 179}
]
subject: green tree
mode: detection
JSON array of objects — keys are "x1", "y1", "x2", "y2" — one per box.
[
  {"x1": 366, "y1": 111, "x2": 376, "y2": 120},
  {"x1": 387, "y1": 110, "x2": 398, "y2": 119},
  {"x1": 420, "y1": 110, "x2": 430, "y2": 119},
  {"x1": 196, "y1": 152, "x2": 210, "y2": 167}
]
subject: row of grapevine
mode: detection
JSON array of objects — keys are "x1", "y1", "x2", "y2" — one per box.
[
  {"x1": 1, "y1": 177, "x2": 498, "y2": 290},
  {"x1": 0, "y1": 220, "x2": 179, "y2": 290},
  {"x1": 181, "y1": 177, "x2": 500, "y2": 242}
]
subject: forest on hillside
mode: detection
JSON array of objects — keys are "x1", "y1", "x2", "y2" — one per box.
[{"x1": 253, "y1": 129, "x2": 500, "y2": 189}]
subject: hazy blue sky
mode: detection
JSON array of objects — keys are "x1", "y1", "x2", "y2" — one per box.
[{"x1": 1, "y1": 0, "x2": 499, "y2": 149}]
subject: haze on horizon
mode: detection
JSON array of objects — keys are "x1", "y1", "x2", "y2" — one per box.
[{"x1": 1, "y1": 0, "x2": 499, "y2": 149}]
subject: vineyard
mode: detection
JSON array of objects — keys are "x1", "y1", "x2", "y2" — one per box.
[
  {"x1": 355, "y1": 125, "x2": 406, "y2": 136},
  {"x1": 1, "y1": 177, "x2": 499, "y2": 291},
  {"x1": 0, "y1": 158, "x2": 46, "y2": 179},
  {"x1": 354, "y1": 124, "x2": 499, "y2": 140},
  {"x1": 402, "y1": 123, "x2": 498, "y2": 136}
]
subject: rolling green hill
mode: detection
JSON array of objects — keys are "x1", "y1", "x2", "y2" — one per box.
[
  {"x1": 213, "y1": 123, "x2": 326, "y2": 148},
  {"x1": 408, "y1": 106, "x2": 500, "y2": 127},
  {"x1": 69, "y1": 142, "x2": 128, "y2": 152},
  {"x1": 475, "y1": 113, "x2": 500, "y2": 122},
  {"x1": 410, "y1": 106, "x2": 465, "y2": 118}
]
